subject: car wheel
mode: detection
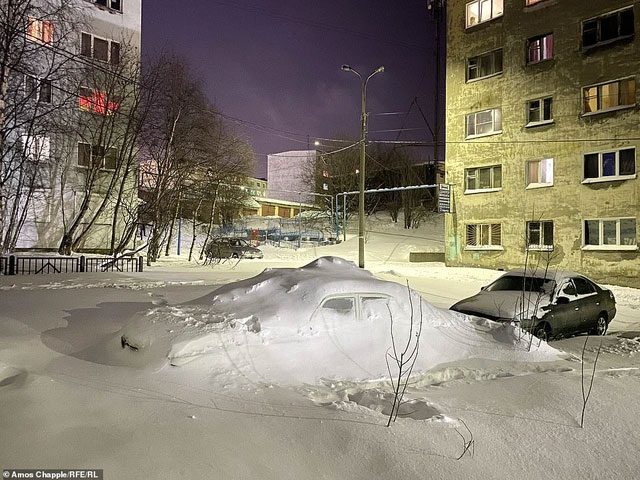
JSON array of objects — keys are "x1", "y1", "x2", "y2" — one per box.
[
  {"x1": 534, "y1": 323, "x2": 551, "y2": 342},
  {"x1": 232, "y1": 253, "x2": 239, "y2": 259},
  {"x1": 591, "y1": 313, "x2": 608, "y2": 336}
]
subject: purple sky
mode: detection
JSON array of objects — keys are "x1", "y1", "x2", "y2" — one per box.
[{"x1": 142, "y1": 0, "x2": 440, "y2": 178}]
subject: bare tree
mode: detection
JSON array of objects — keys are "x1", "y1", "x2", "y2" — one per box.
[{"x1": 0, "y1": 0, "x2": 79, "y2": 252}]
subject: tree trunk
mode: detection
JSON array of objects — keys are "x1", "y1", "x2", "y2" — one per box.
[{"x1": 188, "y1": 198, "x2": 203, "y2": 261}]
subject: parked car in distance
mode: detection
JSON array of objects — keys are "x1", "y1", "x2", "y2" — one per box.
[
  {"x1": 449, "y1": 270, "x2": 616, "y2": 340},
  {"x1": 205, "y1": 238, "x2": 263, "y2": 260}
]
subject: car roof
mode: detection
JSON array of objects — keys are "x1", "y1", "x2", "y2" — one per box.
[{"x1": 498, "y1": 269, "x2": 593, "y2": 282}]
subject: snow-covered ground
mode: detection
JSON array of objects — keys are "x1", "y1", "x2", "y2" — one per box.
[{"x1": 1, "y1": 220, "x2": 639, "y2": 479}]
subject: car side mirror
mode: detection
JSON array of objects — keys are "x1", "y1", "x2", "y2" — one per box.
[
  {"x1": 480, "y1": 286, "x2": 487, "y2": 291},
  {"x1": 555, "y1": 296, "x2": 570, "y2": 305}
]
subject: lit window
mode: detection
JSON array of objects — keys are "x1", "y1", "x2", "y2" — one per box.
[
  {"x1": 80, "y1": 32, "x2": 120, "y2": 65},
  {"x1": 77, "y1": 143, "x2": 118, "y2": 170},
  {"x1": 79, "y1": 88, "x2": 120, "y2": 115},
  {"x1": 27, "y1": 18, "x2": 53, "y2": 43},
  {"x1": 526, "y1": 158, "x2": 553, "y2": 188},
  {"x1": 583, "y1": 78, "x2": 636, "y2": 114},
  {"x1": 582, "y1": 7, "x2": 635, "y2": 50},
  {"x1": 526, "y1": 33, "x2": 553, "y2": 64},
  {"x1": 526, "y1": 97, "x2": 553, "y2": 126},
  {"x1": 583, "y1": 148, "x2": 636, "y2": 182},
  {"x1": 465, "y1": 108, "x2": 502, "y2": 138},
  {"x1": 584, "y1": 218, "x2": 637, "y2": 249},
  {"x1": 466, "y1": 0, "x2": 503, "y2": 28},
  {"x1": 21, "y1": 135, "x2": 50, "y2": 162},
  {"x1": 466, "y1": 223, "x2": 502, "y2": 249},
  {"x1": 467, "y1": 49, "x2": 503, "y2": 82},
  {"x1": 526, "y1": 221, "x2": 554, "y2": 250},
  {"x1": 465, "y1": 165, "x2": 502, "y2": 192}
]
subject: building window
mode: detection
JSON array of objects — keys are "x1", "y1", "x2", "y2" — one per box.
[
  {"x1": 526, "y1": 33, "x2": 553, "y2": 64},
  {"x1": 27, "y1": 18, "x2": 53, "y2": 43},
  {"x1": 24, "y1": 76, "x2": 52, "y2": 103},
  {"x1": 465, "y1": 108, "x2": 502, "y2": 138},
  {"x1": 582, "y1": 7, "x2": 635, "y2": 50},
  {"x1": 467, "y1": 49, "x2": 503, "y2": 82},
  {"x1": 466, "y1": 223, "x2": 502, "y2": 249},
  {"x1": 526, "y1": 97, "x2": 553, "y2": 126},
  {"x1": 527, "y1": 221, "x2": 554, "y2": 250},
  {"x1": 95, "y1": 0, "x2": 122, "y2": 11},
  {"x1": 465, "y1": 165, "x2": 502, "y2": 192},
  {"x1": 81, "y1": 32, "x2": 120, "y2": 65},
  {"x1": 262, "y1": 205, "x2": 276, "y2": 216},
  {"x1": 583, "y1": 148, "x2": 636, "y2": 182},
  {"x1": 79, "y1": 88, "x2": 120, "y2": 115},
  {"x1": 526, "y1": 158, "x2": 553, "y2": 188},
  {"x1": 466, "y1": 0, "x2": 503, "y2": 28},
  {"x1": 582, "y1": 78, "x2": 636, "y2": 115},
  {"x1": 21, "y1": 135, "x2": 50, "y2": 162},
  {"x1": 525, "y1": 0, "x2": 546, "y2": 5},
  {"x1": 77, "y1": 143, "x2": 117, "y2": 170},
  {"x1": 584, "y1": 218, "x2": 637, "y2": 250}
]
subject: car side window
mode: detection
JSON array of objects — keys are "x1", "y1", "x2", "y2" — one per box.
[
  {"x1": 321, "y1": 297, "x2": 355, "y2": 312},
  {"x1": 573, "y1": 278, "x2": 596, "y2": 295},
  {"x1": 559, "y1": 280, "x2": 577, "y2": 297},
  {"x1": 360, "y1": 296, "x2": 390, "y2": 322}
]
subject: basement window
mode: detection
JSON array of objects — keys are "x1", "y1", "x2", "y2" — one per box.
[{"x1": 582, "y1": 7, "x2": 635, "y2": 51}]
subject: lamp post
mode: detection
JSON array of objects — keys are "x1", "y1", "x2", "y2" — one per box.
[{"x1": 341, "y1": 64, "x2": 384, "y2": 268}]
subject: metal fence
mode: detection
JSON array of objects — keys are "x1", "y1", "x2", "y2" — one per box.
[{"x1": 0, "y1": 255, "x2": 144, "y2": 275}]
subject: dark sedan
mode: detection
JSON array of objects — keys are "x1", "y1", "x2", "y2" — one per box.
[
  {"x1": 450, "y1": 270, "x2": 616, "y2": 340},
  {"x1": 205, "y1": 238, "x2": 263, "y2": 260}
]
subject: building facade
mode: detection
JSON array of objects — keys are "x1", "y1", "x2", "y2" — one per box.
[
  {"x1": 5, "y1": 0, "x2": 142, "y2": 253},
  {"x1": 266, "y1": 150, "x2": 316, "y2": 204},
  {"x1": 445, "y1": 0, "x2": 639, "y2": 286}
]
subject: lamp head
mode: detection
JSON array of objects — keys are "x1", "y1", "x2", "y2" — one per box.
[
  {"x1": 341, "y1": 64, "x2": 352, "y2": 72},
  {"x1": 375, "y1": 66, "x2": 385, "y2": 74}
]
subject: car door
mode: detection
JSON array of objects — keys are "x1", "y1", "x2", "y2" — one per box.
[
  {"x1": 548, "y1": 279, "x2": 583, "y2": 336},
  {"x1": 571, "y1": 277, "x2": 599, "y2": 333}
]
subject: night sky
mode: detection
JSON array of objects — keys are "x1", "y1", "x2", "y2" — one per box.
[{"x1": 142, "y1": 0, "x2": 439, "y2": 178}]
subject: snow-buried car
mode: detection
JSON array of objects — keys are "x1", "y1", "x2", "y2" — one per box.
[{"x1": 117, "y1": 257, "x2": 560, "y2": 383}]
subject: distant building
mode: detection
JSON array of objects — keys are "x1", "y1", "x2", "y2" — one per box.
[
  {"x1": 444, "y1": 0, "x2": 639, "y2": 286},
  {"x1": 267, "y1": 150, "x2": 316, "y2": 204}
]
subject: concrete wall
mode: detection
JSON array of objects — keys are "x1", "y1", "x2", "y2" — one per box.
[{"x1": 445, "y1": 0, "x2": 640, "y2": 286}]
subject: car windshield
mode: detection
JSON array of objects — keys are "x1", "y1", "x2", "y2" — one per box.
[
  {"x1": 485, "y1": 275, "x2": 555, "y2": 293},
  {"x1": 230, "y1": 239, "x2": 249, "y2": 247}
]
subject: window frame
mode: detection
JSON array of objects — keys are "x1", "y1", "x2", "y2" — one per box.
[
  {"x1": 26, "y1": 17, "x2": 54, "y2": 44},
  {"x1": 525, "y1": 96, "x2": 553, "y2": 127},
  {"x1": 465, "y1": 0, "x2": 504, "y2": 29},
  {"x1": 465, "y1": 107, "x2": 502, "y2": 139},
  {"x1": 25, "y1": 75, "x2": 52, "y2": 103},
  {"x1": 77, "y1": 142, "x2": 118, "y2": 171},
  {"x1": 582, "y1": 217, "x2": 638, "y2": 251},
  {"x1": 80, "y1": 31, "x2": 121, "y2": 65},
  {"x1": 582, "y1": 147, "x2": 636, "y2": 183},
  {"x1": 582, "y1": 77, "x2": 637, "y2": 116},
  {"x1": 525, "y1": 158, "x2": 554, "y2": 189},
  {"x1": 465, "y1": 223, "x2": 503, "y2": 250},
  {"x1": 526, "y1": 220, "x2": 554, "y2": 251},
  {"x1": 95, "y1": 0, "x2": 122, "y2": 12},
  {"x1": 466, "y1": 48, "x2": 503, "y2": 83},
  {"x1": 78, "y1": 87, "x2": 121, "y2": 115},
  {"x1": 464, "y1": 164, "x2": 503, "y2": 194},
  {"x1": 526, "y1": 33, "x2": 554, "y2": 65},
  {"x1": 582, "y1": 6, "x2": 635, "y2": 51}
]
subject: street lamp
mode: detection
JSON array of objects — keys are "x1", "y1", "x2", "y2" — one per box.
[{"x1": 341, "y1": 64, "x2": 384, "y2": 268}]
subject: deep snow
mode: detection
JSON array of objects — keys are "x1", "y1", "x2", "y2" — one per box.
[{"x1": 1, "y1": 220, "x2": 639, "y2": 479}]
